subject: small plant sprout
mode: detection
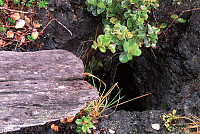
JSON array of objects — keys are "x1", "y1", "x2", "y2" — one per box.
[
  {"x1": 21, "y1": 0, "x2": 26, "y2": 6},
  {"x1": 0, "y1": 27, "x2": 6, "y2": 34},
  {"x1": 13, "y1": 0, "x2": 19, "y2": 5},
  {"x1": 8, "y1": 18, "x2": 16, "y2": 26},
  {"x1": 162, "y1": 109, "x2": 200, "y2": 133},
  {"x1": 37, "y1": 0, "x2": 48, "y2": 9},
  {"x1": 75, "y1": 116, "x2": 94, "y2": 134},
  {"x1": 0, "y1": 0, "x2": 3, "y2": 6},
  {"x1": 26, "y1": 35, "x2": 34, "y2": 41}
]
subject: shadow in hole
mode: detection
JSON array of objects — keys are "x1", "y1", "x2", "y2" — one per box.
[{"x1": 114, "y1": 63, "x2": 150, "y2": 112}]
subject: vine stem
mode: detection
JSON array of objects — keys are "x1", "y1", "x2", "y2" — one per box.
[{"x1": 161, "y1": 7, "x2": 200, "y2": 37}]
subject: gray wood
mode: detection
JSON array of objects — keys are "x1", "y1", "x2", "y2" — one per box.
[
  {"x1": 0, "y1": 50, "x2": 84, "y2": 81},
  {"x1": 0, "y1": 50, "x2": 99, "y2": 133}
]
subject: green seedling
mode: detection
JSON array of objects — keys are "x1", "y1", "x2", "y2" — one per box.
[
  {"x1": 26, "y1": 35, "x2": 34, "y2": 41},
  {"x1": 8, "y1": 18, "x2": 16, "y2": 25},
  {"x1": 26, "y1": 0, "x2": 35, "y2": 7},
  {"x1": 37, "y1": 0, "x2": 48, "y2": 9},
  {"x1": 13, "y1": 0, "x2": 19, "y2": 4},
  {"x1": 21, "y1": 0, "x2": 26, "y2": 6},
  {"x1": 0, "y1": 27, "x2": 6, "y2": 34},
  {"x1": 162, "y1": 109, "x2": 199, "y2": 133},
  {"x1": 0, "y1": 0, "x2": 3, "y2": 6},
  {"x1": 75, "y1": 116, "x2": 94, "y2": 134}
]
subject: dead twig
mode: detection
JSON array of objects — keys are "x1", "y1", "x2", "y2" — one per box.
[
  {"x1": 39, "y1": 19, "x2": 72, "y2": 36},
  {"x1": 0, "y1": 7, "x2": 36, "y2": 14}
]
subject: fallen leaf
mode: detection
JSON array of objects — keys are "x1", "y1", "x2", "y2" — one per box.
[
  {"x1": 19, "y1": 36, "x2": 25, "y2": 43},
  {"x1": 7, "y1": 30, "x2": 14, "y2": 38},
  {"x1": 34, "y1": 23, "x2": 40, "y2": 28},
  {"x1": 0, "y1": 39, "x2": 5, "y2": 46},
  {"x1": 31, "y1": 29, "x2": 38, "y2": 39},
  {"x1": 24, "y1": 16, "x2": 31, "y2": 23},
  {"x1": 66, "y1": 116, "x2": 75, "y2": 123},
  {"x1": 60, "y1": 118, "x2": 66, "y2": 124},
  {"x1": 15, "y1": 19, "x2": 25, "y2": 28},
  {"x1": 51, "y1": 124, "x2": 59, "y2": 131},
  {"x1": 10, "y1": 13, "x2": 20, "y2": 20}
]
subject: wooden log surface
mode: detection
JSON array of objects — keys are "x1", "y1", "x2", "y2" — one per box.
[
  {"x1": 0, "y1": 50, "x2": 84, "y2": 81},
  {"x1": 0, "y1": 50, "x2": 99, "y2": 133}
]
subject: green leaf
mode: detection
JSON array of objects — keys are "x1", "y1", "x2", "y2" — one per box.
[
  {"x1": 177, "y1": 18, "x2": 186, "y2": 23},
  {"x1": 88, "y1": 0, "x2": 97, "y2": 5},
  {"x1": 128, "y1": 39, "x2": 141, "y2": 56},
  {"x1": 119, "y1": 52, "x2": 129, "y2": 63},
  {"x1": 97, "y1": 7, "x2": 105, "y2": 14},
  {"x1": 76, "y1": 129, "x2": 82, "y2": 133},
  {"x1": 160, "y1": 23, "x2": 167, "y2": 28},
  {"x1": 171, "y1": 14, "x2": 178, "y2": 19},
  {"x1": 127, "y1": 53, "x2": 133, "y2": 60},
  {"x1": 102, "y1": 37, "x2": 110, "y2": 46},
  {"x1": 110, "y1": 17, "x2": 119, "y2": 24},
  {"x1": 75, "y1": 119, "x2": 83, "y2": 126},
  {"x1": 82, "y1": 126, "x2": 87, "y2": 133},
  {"x1": 121, "y1": 0, "x2": 129, "y2": 8},
  {"x1": 106, "y1": 0, "x2": 112, "y2": 5},
  {"x1": 99, "y1": 45, "x2": 106, "y2": 52},
  {"x1": 97, "y1": 35, "x2": 104, "y2": 46},
  {"x1": 97, "y1": 1, "x2": 106, "y2": 8},
  {"x1": 88, "y1": 122, "x2": 94, "y2": 128},
  {"x1": 147, "y1": 24, "x2": 153, "y2": 34},
  {"x1": 123, "y1": 40, "x2": 129, "y2": 52},
  {"x1": 92, "y1": 41, "x2": 98, "y2": 50},
  {"x1": 108, "y1": 44, "x2": 116, "y2": 53},
  {"x1": 127, "y1": 18, "x2": 132, "y2": 27}
]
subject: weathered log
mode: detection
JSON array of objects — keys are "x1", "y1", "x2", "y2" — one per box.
[
  {"x1": 0, "y1": 50, "x2": 84, "y2": 81},
  {"x1": 0, "y1": 50, "x2": 99, "y2": 133}
]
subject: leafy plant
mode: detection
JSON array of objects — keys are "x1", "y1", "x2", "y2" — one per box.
[
  {"x1": 13, "y1": 0, "x2": 19, "y2": 5},
  {"x1": 0, "y1": 27, "x2": 5, "y2": 34},
  {"x1": 26, "y1": 35, "x2": 34, "y2": 41},
  {"x1": 86, "y1": 0, "x2": 160, "y2": 63},
  {"x1": 75, "y1": 116, "x2": 94, "y2": 134},
  {"x1": 8, "y1": 18, "x2": 16, "y2": 25},
  {"x1": 162, "y1": 109, "x2": 200, "y2": 133},
  {"x1": 37, "y1": 0, "x2": 48, "y2": 9},
  {"x1": 162, "y1": 109, "x2": 179, "y2": 131},
  {"x1": 26, "y1": 0, "x2": 35, "y2": 7},
  {"x1": 0, "y1": 0, "x2": 3, "y2": 6},
  {"x1": 21, "y1": 0, "x2": 26, "y2": 6}
]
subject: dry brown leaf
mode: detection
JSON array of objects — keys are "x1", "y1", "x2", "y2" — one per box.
[
  {"x1": 15, "y1": 19, "x2": 25, "y2": 28},
  {"x1": 10, "y1": 13, "x2": 20, "y2": 20},
  {"x1": 66, "y1": 116, "x2": 75, "y2": 123},
  {"x1": 60, "y1": 118, "x2": 66, "y2": 124},
  {"x1": 31, "y1": 29, "x2": 38, "y2": 39},
  {"x1": 7, "y1": 30, "x2": 14, "y2": 38},
  {"x1": 0, "y1": 39, "x2": 5, "y2": 46},
  {"x1": 51, "y1": 124, "x2": 59, "y2": 131},
  {"x1": 19, "y1": 36, "x2": 25, "y2": 43},
  {"x1": 34, "y1": 23, "x2": 40, "y2": 28},
  {"x1": 24, "y1": 16, "x2": 31, "y2": 23}
]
